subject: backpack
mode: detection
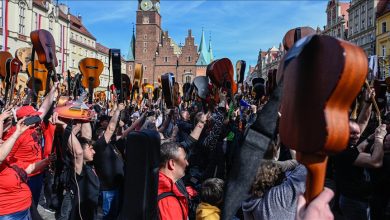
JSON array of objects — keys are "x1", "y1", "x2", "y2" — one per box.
[{"x1": 157, "y1": 179, "x2": 200, "y2": 220}]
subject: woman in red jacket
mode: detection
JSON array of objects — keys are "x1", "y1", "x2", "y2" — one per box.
[{"x1": 0, "y1": 118, "x2": 33, "y2": 219}]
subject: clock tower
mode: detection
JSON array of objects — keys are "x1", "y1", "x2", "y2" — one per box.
[{"x1": 135, "y1": 0, "x2": 162, "y2": 84}]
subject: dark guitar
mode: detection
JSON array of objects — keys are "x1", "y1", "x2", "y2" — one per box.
[
  {"x1": 79, "y1": 58, "x2": 104, "y2": 104},
  {"x1": 161, "y1": 72, "x2": 175, "y2": 109},
  {"x1": 207, "y1": 58, "x2": 237, "y2": 97},
  {"x1": 236, "y1": 60, "x2": 246, "y2": 84},
  {"x1": 279, "y1": 35, "x2": 368, "y2": 201},
  {"x1": 4, "y1": 58, "x2": 22, "y2": 107},
  {"x1": 30, "y1": 29, "x2": 59, "y2": 104}
]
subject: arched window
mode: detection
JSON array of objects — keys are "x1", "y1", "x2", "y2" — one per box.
[{"x1": 19, "y1": 2, "x2": 26, "y2": 34}]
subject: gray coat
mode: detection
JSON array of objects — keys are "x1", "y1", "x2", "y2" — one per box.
[{"x1": 242, "y1": 164, "x2": 307, "y2": 220}]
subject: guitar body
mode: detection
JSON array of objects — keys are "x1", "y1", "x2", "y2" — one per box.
[
  {"x1": 236, "y1": 60, "x2": 246, "y2": 84},
  {"x1": 27, "y1": 60, "x2": 48, "y2": 92},
  {"x1": 15, "y1": 47, "x2": 32, "y2": 72},
  {"x1": 79, "y1": 58, "x2": 103, "y2": 89},
  {"x1": 0, "y1": 51, "x2": 12, "y2": 78},
  {"x1": 54, "y1": 93, "x2": 94, "y2": 121},
  {"x1": 16, "y1": 73, "x2": 29, "y2": 93},
  {"x1": 30, "y1": 30, "x2": 58, "y2": 70},
  {"x1": 279, "y1": 35, "x2": 368, "y2": 201},
  {"x1": 207, "y1": 58, "x2": 237, "y2": 95},
  {"x1": 282, "y1": 27, "x2": 316, "y2": 51},
  {"x1": 121, "y1": 74, "x2": 131, "y2": 102},
  {"x1": 79, "y1": 58, "x2": 103, "y2": 104},
  {"x1": 161, "y1": 72, "x2": 175, "y2": 108}
]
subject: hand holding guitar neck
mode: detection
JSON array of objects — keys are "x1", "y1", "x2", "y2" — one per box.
[
  {"x1": 279, "y1": 35, "x2": 368, "y2": 202},
  {"x1": 364, "y1": 80, "x2": 381, "y2": 124}
]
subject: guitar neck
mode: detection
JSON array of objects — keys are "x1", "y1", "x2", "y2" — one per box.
[{"x1": 88, "y1": 78, "x2": 94, "y2": 104}]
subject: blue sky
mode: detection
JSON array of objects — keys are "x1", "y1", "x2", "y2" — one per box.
[{"x1": 63, "y1": 0, "x2": 328, "y2": 69}]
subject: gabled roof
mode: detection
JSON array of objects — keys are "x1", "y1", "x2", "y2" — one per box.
[{"x1": 70, "y1": 14, "x2": 96, "y2": 40}]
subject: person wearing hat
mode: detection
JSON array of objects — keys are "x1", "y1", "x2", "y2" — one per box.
[{"x1": 3, "y1": 83, "x2": 59, "y2": 205}]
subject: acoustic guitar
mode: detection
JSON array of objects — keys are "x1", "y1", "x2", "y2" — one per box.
[
  {"x1": 279, "y1": 35, "x2": 368, "y2": 201},
  {"x1": 161, "y1": 72, "x2": 175, "y2": 109},
  {"x1": 282, "y1": 26, "x2": 316, "y2": 51},
  {"x1": 236, "y1": 60, "x2": 246, "y2": 84},
  {"x1": 4, "y1": 58, "x2": 22, "y2": 108},
  {"x1": 15, "y1": 47, "x2": 32, "y2": 72},
  {"x1": 0, "y1": 51, "x2": 12, "y2": 78},
  {"x1": 207, "y1": 58, "x2": 237, "y2": 97},
  {"x1": 30, "y1": 29, "x2": 59, "y2": 100},
  {"x1": 16, "y1": 73, "x2": 28, "y2": 97},
  {"x1": 131, "y1": 63, "x2": 143, "y2": 103},
  {"x1": 121, "y1": 74, "x2": 131, "y2": 103},
  {"x1": 27, "y1": 60, "x2": 48, "y2": 93},
  {"x1": 79, "y1": 58, "x2": 104, "y2": 104},
  {"x1": 54, "y1": 92, "x2": 95, "y2": 121}
]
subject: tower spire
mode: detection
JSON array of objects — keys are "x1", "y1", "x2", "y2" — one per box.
[
  {"x1": 196, "y1": 28, "x2": 210, "y2": 66},
  {"x1": 127, "y1": 22, "x2": 135, "y2": 61},
  {"x1": 208, "y1": 31, "x2": 213, "y2": 62}
]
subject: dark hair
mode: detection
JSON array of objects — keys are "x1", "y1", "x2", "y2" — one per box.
[
  {"x1": 77, "y1": 137, "x2": 93, "y2": 150},
  {"x1": 200, "y1": 178, "x2": 224, "y2": 206},
  {"x1": 98, "y1": 115, "x2": 111, "y2": 123},
  {"x1": 159, "y1": 142, "x2": 181, "y2": 168}
]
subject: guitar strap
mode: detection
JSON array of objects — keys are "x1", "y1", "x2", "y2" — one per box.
[{"x1": 222, "y1": 78, "x2": 283, "y2": 220}]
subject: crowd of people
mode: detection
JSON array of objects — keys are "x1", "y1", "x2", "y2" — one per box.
[{"x1": 0, "y1": 68, "x2": 389, "y2": 220}]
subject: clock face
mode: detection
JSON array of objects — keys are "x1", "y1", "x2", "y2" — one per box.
[
  {"x1": 155, "y1": 2, "x2": 160, "y2": 13},
  {"x1": 141, "y1": 0, "x2": 153, "y2": 11}
]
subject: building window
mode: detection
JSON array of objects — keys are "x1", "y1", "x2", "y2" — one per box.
[
  {"x1": 144, "y1": 42, "x2": 147, "y2": 47},
  {"x1": 382, "y1": 22, "x2": 387, "y2": 33},
  {"x1": 143, "y1": 78, "x2": 148, "y2": 84},
  {"x1": 164, "y1": 57, "x2": 168, "y2": 62},
  {"x1": 382, "y1": 45, "x2": 386, "y2": 57},
  {"x1": 362, "y1": 19, "x2": 365, "y2": 29},
  {"x1": 143, "y1": 48, "x2": 147, "y2": 53},
  {"x1": 143, "y1": 16, "x2": 149, "y2": 24},
  {"x1": 144, "y1": 34, "x2": 147, "y2": 40},
  {"x1": 0, "y1": 3, "x2": 2, "y2": 27},
  {"x1": 368, "y1": 16, "x2": 372, "y2": 26},
  {"x1": 59, "y1": 59, "x2": 62, "y2": 72},
  {"x1": 187, "y1": 56, "x2": 191, "y2": 62},
  {"x1": 129, "y1": 65, "x2": 132, "y2": 71},
  {"x1": 185, "y1": 76, "x2": 191, "y2": 83},
  {"x1": 144, "y1": 66, "x2": 147, "y2": 71},
  {"x1": 19, "y1": 2, "x2": 26, "y2": 34},
  {"x1": 85, "y1": 49, "x2": 88, "y2": 56},
  {"x1": 72, "y1": 59, "x2": 75, "y2": 67},
  {"x1": 49, "y1": 16, "x2": 54, "y2": 33},
  {"x1": 34, "y1": 12, "x2": 38, "y2": 30}
]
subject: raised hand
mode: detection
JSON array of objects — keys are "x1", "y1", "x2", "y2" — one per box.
[
  {"x1": 0, "y1": 110, "x2": 12, "y2": 122},
  {"x1": 16, "y1": 118, "x2": 33, "y2": 134},
  {"x1": 296, "y1": 187, "x2": 334, "y2": 220}
]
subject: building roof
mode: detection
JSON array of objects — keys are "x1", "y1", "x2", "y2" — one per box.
[
  {"x1": 127, "y1": 29, "x2": 135, "y2": 61},
  {"x1": 33, "y1": 0, "x2": 49, "y2": 11},
  {"x1": 58, "y1": 10, "x2": 69, "y2": 21},
  {"x1": 196, "y1": 30, "x2": 211, "y2": 66},
  {"x1": 96, "y1": 42, "x2": 109, "y2": 54},
  {"x1": 208, "y1": 36, "x2": 214, "y2": 62},
  {"x1": 70, "y1": 14, "x2": 96, "y2": 40},
  {"x1": 377, "y1": 0, "x2": 390, "y2": 17}
]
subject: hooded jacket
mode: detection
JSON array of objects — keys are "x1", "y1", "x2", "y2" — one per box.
[
  {"x1": 242, "y1": 164, "x2": 307, "y2": 220},
  {"x1": 196, "y1": 202, "x2": 220, "y2": 220},
  {"x1": 158, "y1": 172, "x2": 189, "y2": 220}
]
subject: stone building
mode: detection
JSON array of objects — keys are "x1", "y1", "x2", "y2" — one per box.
[
  {"x1": 126, "y1": 0, "x2": 214, "y2": 86},
  {"x1": 323, "y1": 0, "x2": 350, "y2": 39},
  {"x1": 347, "y1": 0, "x2": 378, "y2": 56}
]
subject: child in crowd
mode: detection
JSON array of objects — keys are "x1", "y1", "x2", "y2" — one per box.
[{"x1": 196, "y1": 178, "x2": 224, "y2": 220}]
